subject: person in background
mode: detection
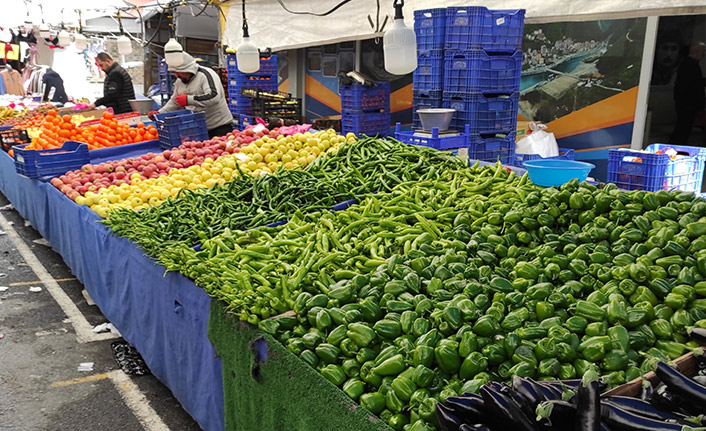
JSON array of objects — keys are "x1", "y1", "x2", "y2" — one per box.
[
  {"x1": 91, "y1": 52, "x2": 135, "y2": 114},
  {"x1": 42, "y1": 68, "x2": 68, "y2": 104},
  {"x1": 670, "y1": 41, "x2": 706, "y2": 145},
  {"x1": 149, "y1": 52, "x2": 233, "y2": 138}
]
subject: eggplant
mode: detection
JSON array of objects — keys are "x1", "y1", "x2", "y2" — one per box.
[
  {"x1": 687, "y1": 327, "x2": 706, "y2": 345},
  {"x1": 692, "y1": 375, "x2": 706, "y2": 386},
  {"x1": 641, "y1": 381, "x2": 654, "y2": 402},
  {"x1": 603, "y1": 397, "x2": 686, "y2": 422},
  {"x1": 655, "y1": 361, "x2": 706, "y2": 415},
  {"x1": 575, "y1": 372, "x2": 600, "y2": 431},
  {"x1": 541, "y1": 379, "x2": 608, "y2": 393},
  {"x1": 600, "y1": 403, "x2": 685, "y2": 431},
  {"x1": 533, "y1": 380, "x2": 564, "y2": 401},
  {"x1": 498, "y1": 382, "x2": 537, "y2": 420},
  {"x1": 459, "y1": 425, "x2": 491, "y2": 431},
  {"x1": 479, "y1": 386, "x2": 537, "y2": 431},
  {"x1": 513, "y1": 375, "x2": 546, "y2": 407},
  {"x1": 436, "y1": 402, "x2": 464, "y2": 431},
  {"x1": 536, "y1": 400, "x2": 576, "y2": 430},
  {"x1": 650, "y1": 384, "x2": 692, "y2": 416},
  {"x1": 444, "y1": 396, "x2": 488, "y2": 424}
]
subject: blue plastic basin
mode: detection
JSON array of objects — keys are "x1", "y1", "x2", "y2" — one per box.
[{"x1": 522, "y1": 159, "x2": 595, "y2": 187}]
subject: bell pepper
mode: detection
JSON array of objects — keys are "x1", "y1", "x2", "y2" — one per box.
[
  {"x1": 512, "y1": 344, "x2": 538, "y2": 367},
  {"x1": 501, "y1": 307, "x2": 529, "y2": 331},
  {"x1": 504, "y1": 332, "x2": 522, "y2": 357},
  {"x1": 374, "y1": 319, "x2": 402, "y2": 340},
  {"x1": 540, "y1": 316, "x2": 563, "y2": 330},
  {"x1": 671, "y1": 309, "x2": 694, "y2": 329},
  {"x1": 411, "y1": 364, "x2": 435, "y2": 388},
  {"x1": 649, "y1": 318, "x2": 673, "y2": 340},
  {"x1": 343, "y1": 377, "x2": 365, "y2": 400},
  {"x1": 517, "y1": 326, "x2": 547, "y2": 340},
  {"x1": 360, "y1": 392, "x2": 386, "y2": 414},
  {"x1": 385, "y1": 389, "x2": 405, "y2": 413},
  {"x1": 538, "y1": 358, "x2": 561, "y2": 377},
  {"x1": 625, "y1": 308, "x2": 649, "y2": 329},
  {"x1": 473, "y1": 315, "x2": 500, "y2": 337},
  {"x1": 434, "y1": 344, "x2": 461, "y2": 374},
  {"x1": 691, "y1": 298, "x2": 706, "y2": 313},
  {"x1": 458, "y1": 331, "x2": 478, "y2": 358},
  {"x1": 655, "y1": 340, "x2": 686, "y2": 359},
  {"x1": 608, "y1": 325, "x2": 630, "y2": 352},
  {"x1": 534, "y1": 338, "x2": 557, "y2": 360},
  {"x1": 415, "y1": 298, "x2": 434, "y2": 316},
  {"x1": 347, "y1": 322, "x2": 377, "y2": 348},
  {"x1": 388, "y1": 413, "x2": 409, "y2": 431},
  {"x1": 555, "y1": 342, "x2": 578, "y2": 362},
  {"x1": 300, "y1": 349, "x2": 319, "y2": 368},
  {"x1": 395, "y1": 336, "x2": 416, "y2": 357},
  {"x1": 607, "y1": 299, "x2": 628, "y2": 325},
  {"x1": 375, "y1": 346, "x2": 400, "y2": 366},
  {"x1": 412, "y1": 318, "x2": 431, "y2": 338},
  {"x1": 373, "y1": 354, "x2": 406, "y2": 376},
  {"x1": 316, "y1": 343, "x2": 340, "y2": 364},
  {"x1": 327, "y1": 325, "x2": 347, "y2": 347},
  {"x1": 565, "y1": 315, "x2": 589, "y2": 333},
  {"x1": 321, "y1": 364, "x2": 347, "y2": 386},
  {"x1": 585, "y1": 322, "x2": 607, "y2": 337},
  {"x1": 629, "y1": 286, "x2": 658, "y2": 306},
  {"x1": 359, "y1": 298, "x2": 383, "y2": 323},
  {"x1": 399, "y1": 311, "x2": 417, "y2": 335},
  {"x1": 417, "y1": 329, "x2": 440, "y2": 347},
  {"x1": 474, "y1": 294, "x2": 490, "y2": 311},
  {"x1": 360, "y1": 361, "x2": 383, "y2": 387},
  {"x1": 587, "y1": 290, "x2": 609, "y2": 306},
  {"x1": 391, "y1": 375, "x2": 417, "y2": 402},
  {"x1": 342, "y1": 358, "x2": 360, "y2": 378},
  {"x1": 481, "y1": 343, "x2": 506, "y2": 365},
  {"x1": 664, "y1": 292, "x2": 688, "y2": 310},
  {"x1": 548, "y1": 326, "x2": 571, "y2": 344},
  {"x1": 302, "y1": 332, "x2": 323, "y2": 350},
  {"x1": 533, "y1": 301, "x2": 554, "y2": 321},
  {"x1": 340, "y1": 338, "x2": 360, "y2": 357},
  {"x1": 574, "y1": 300, "x2": 606, "y2": 321},
  {"x1": 508, "y1": 361, "x2": 537, "y2": 378},
  {"x1": 443, "y1": 306, "x2": 463, "y2": 331}
]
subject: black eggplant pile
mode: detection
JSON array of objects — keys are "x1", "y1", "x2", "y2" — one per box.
[{"x1": 435, "y1": 360, "x2": 706, "y2": 431}]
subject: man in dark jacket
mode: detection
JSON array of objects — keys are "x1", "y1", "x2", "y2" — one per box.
[
  {"x1": 42, "y1": 68, "x2": 68, "y2": 104},
  {"x1": 670, "y1": 42, "x2": 706, "y2": 145},
  {"x1": 91, "y1": 52, "x2": 135, "y2": 114}
]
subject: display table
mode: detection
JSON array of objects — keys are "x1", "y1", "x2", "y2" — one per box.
[{"x1": 0, "y1": 151, "x2": 224, "y2": 431}]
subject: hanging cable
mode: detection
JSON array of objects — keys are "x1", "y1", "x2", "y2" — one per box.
[{"x1": 275, "y1": 0, "x2": 354, "y2": 17}]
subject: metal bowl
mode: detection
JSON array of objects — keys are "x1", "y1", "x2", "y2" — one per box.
[
  {"x1": 128, "y1": 99, "x2": 155, "y2": 115},
  {"x1": 417, "y1": 108, "x2": 455, "y2": 131}
]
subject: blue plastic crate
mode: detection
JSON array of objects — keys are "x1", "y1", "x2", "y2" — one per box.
[
  {"x1": 341, "y1": 111, "x2": 390, "y2": 137},
  {"x1": 513, "y1": 148, "x2": 575, "y2": 166},
  {"x1": 414, "y1": 8, "x2": 446, "y2": 51},
  {"x1": 154, "y1": 110, "x2": 209, "y2": 149},
  {"x1": 445, "y1": 7, "x2": 525, "y2": 52},
  {"x1": 13, "y1": 141, "x2": 90, "y2": 179},
  {"x1": 157, "y1": 55, "x2": 169, "y2": 75},
  {"x1": 394, "y1": 123, "x2": 471, "y2": 150},
  {"x1": 444, "y1": 50, "x2": 522, "y2": 93},
  {"x1": 413, "y1": 50, "x2": 444, "y2": 91},
  {"x1": 340, "y1": 82, "x2": 390, "y2": 113},
  {"x1": 468, "y1": 131, "x2": 516, "y2": 164},
  {"x1": 226, "y1": 54, "x2": 278, "y2": 76},
  {"x1": 443, "y1": 92, "x2": 519, "y2": 133},
  {"x1": 607, "y1": 144, "x2": 706, "y2": 192}
]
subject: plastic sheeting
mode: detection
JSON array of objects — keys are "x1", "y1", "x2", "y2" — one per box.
[
  {"x1": 0, "y1": 151, "x2": 224, "y2": 431},
  {"x1": 222, "y1": 0, "x2": 706, "y2": 52}
]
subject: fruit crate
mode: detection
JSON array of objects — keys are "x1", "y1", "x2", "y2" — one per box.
[
  {"x1": 340, "y1": 82, "x2": 390, "y2": 113},
  {"x1": 341, "y1": 111, "x2": 390, "y2": 137},
  {"x1": 468, "y1": 131, "x2": 516, "y2": 164},
  {"x1": 226, "y1": 54, "x2": 278, "y2": 77},
  {"x1": 1, "y1": 128, "x2": 30, "y2": 153},
  {"x1": 240, "y1": 89, "x2": 292, "y2": 100},
  {"x1": 443, "y1": 92, "x2": 519, "y2": 133},
  {"x1": 154, "y1": 110, "x2": 209, "y2": 149},
  {"x1": 414, "y1": 8, "x2": 446, "y2": 51},
  {"x1": 413, "y1": 50, "x2": 444, "y2": 92},
  {"x1": 607, "y1": 144, "x2": 706, "y2": 192},
  {"x1": 251, "y1": 98, "x2": 302, "y2": 122},
  {"x1": 444, "y1": 50, "x2": 523, "y2": 93},
  {"x1": 412, "y1": 90, "x2": 443, "y2": 129},
  {"x1": 394, "y1": 122, "x2": 471, "y2": 150},
  {"x1": 13, "y1": 140, "x2": 90, "y2": 179},
  {"x1": 513, "y1": 148, "x2": 575, "y2": 166},
  {"x1": 445, "y1": 6, "x2": 525, "y2": 52}
]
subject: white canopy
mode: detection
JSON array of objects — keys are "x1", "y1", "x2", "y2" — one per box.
[
  {"x1": 221, "y1": 0, "x2": 706, "y2": 51},
  {"x1": 0, "y1": 0, "x2": 137, "y2": 29}
]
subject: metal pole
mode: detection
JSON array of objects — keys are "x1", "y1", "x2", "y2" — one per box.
[{"x1": 631, "y1": 16, "x2": 659, "y2": 150}]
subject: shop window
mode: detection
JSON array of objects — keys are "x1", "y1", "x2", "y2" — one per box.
[
  {"x1": 307, "y1": 50, "x2": 322, "y2": 71},
  {"x1": 339, "y1": 51, "x2": 355, "y2": 73},
  {"x1": 323, "y1": 44, "x2": 338, "y2": 54},
  {"x1": 322, "y1": 54, "x2": 337, "y2": 77}
]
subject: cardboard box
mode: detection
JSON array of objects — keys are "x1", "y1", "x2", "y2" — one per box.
[{"x1": 57, "y1": 108, "x2": 107, "y2": 119}]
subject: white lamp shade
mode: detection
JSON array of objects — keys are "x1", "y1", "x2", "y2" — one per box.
[
  {"x1": 74, "y1": 33, "x2": 87, "y2": 51},
  {"x1": 117, "y1": 35, "x2": 132, "y2": 55},
  {"x1": 164, "y1": 38, "x2": 184, "y2": 67},
  {"x1": 236, "y1": 37, "x2": 260, "y2": 73},
  {"x1": 57, "y1": 30, "x2": 71, "y2": 47},
  {"x1": 383, "y1": 19, "x2": 417, "y2": 75},
  {"x1": 39, "y1": 24, "x2": 50, "y2": 39},
  {"x1": 22, "y1": 21, "x2": 33, "y2": 33}
]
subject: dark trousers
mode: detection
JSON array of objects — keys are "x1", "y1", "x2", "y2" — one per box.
[
  {"x1": 670, "y1": 106, "x2": 698, "y2": 145},
  {"x1": 208, "y1": 123, "x2": 234, "y2": 139}
]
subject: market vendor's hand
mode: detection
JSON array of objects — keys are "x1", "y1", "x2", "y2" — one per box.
[
  {"x1": 89, "y1": 103, "x2": 96, "y2": 109},
  {"x1": 148, "y1": 110, "x2": 159, "y2": 121},
  {"x1": 176, "y1": 94, "x2": 188, "y2": 107}
]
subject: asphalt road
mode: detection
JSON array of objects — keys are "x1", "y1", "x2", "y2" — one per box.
[{"x1": 0, "y1": 191, "x2": 202, "y2": 431}]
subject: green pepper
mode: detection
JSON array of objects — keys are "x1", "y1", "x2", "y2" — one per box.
[
  {"x1": 300, "y1": 349, "x2": 319, "y2": 368},
  {"x1": 625, "y1": 308, "x2": 649, "y2": 329},
  {"x1": 399, "y1": 311, "x2": 417, "y2": 335},
  {"x1": 411, "y1": 318, "x2": 431, "y2": 338},
  {"x1": 343, "y1": 377, "x2": 365, "y2": 400},
  {"x1": 512, "y1": 344, "x2": 538, "y2": 368},
  {"x1": 347, "y1": 322, "x2": 377, "y2": 348},
  {"x1": 372, "y1": 354, "x2": 406, "y2": 376},
  {"x1": 534, "y1": 338, "x2": 557, "y2": 360},
  {"x1": 481, "y1": 343, "x2": 506, "y2": 366},
  {"x1": 664, "y1": 293, "x2": 688, "y2": 310},
  {"x1": 412, "y1": 365, "x2": 435, "y2": 388},
  {"x1": 556, "y1": 342, "x2": 577, "y2": 362},
  {"x1": 538, "y1": 358, "x2": 561, "y2": 377},
  {"x1": 390, "y1": 375, "x2": 417, "y2": 402},
  {"x1": 340, "y1": 338, "x2": 360, "y2": 357},
  {"x1": 547, "y1": 326, "x2": 571, "y2": 344},
  {"x1": 648, "y1": 278, "x2": 672, "y2": 299},
  {"x1": 608, "y1": 325, "x2": 630, "y2": 352},
  {"x1": 607, "y1": 299, "x2": 628, "y2": 325},
  {"x1": 565, "y1": 316, "x2": 589, "y2": 333},
  {"x1": 375, "y1": 346, "x2": 400, "y2": 366},
  {"x1": 655, "y1": 340, "x2": 686, "y2": 359},
  {"x1": 302, "y1": 332, "x2": 323, "y2": 350},
  {"x1": 517, "y1": 326, "x2": 547, "y2": 340},
  {"x1": 434, "y1": 344, "x2": 461, "y2": 374},
  {"x1": 671, "y1": 309, "x2": 694, "y2": 329},
  {"x1": 508, "y1": 361, "x2": 537, "y2": 378},
  {"x1": 360, "y1": 361, "x2": 383, "y2": 387},
  {"x1": 359, "y1": 298, "x2": 383, "y2": 323},
  {"x1": 373, "y1": 319, "x2": 402, "y2": 340},
  {"x1": 459, "y1": 332, "x2": 479, "y2": 358},
  {"x1": 575, "y1": 300, "x2": 606, "y2": 322},
  {"x1": 504, "y1": 333, "x2": 522, "y2": 357},
  {"x1": 327, "y1": 325, "x2": 348, "y2": 346},
  {"x1": 418, "y1": 398, "x2": 438, "y2": 425},
  {"x1": 533, "y1": 301, "x2": 554, "y2": 321},
  {"x1": 316, "y1": 343, "x2": 340, "y2": 364},
  {"x1": 501, "y1": 307, "x2": 529, "y2": 331},
  {"x1": 321, "y1": 364, "x2": 347, "y2": 386},
  {"x1": 443, "y1": 306, "x2": 463, "y2": 330},
  {"x1": 630, "y1": 286, "x2": 659, "y2": 306},
  {"x1": 360, "y1": 392, "x2": 386, "y2": 414},
  {"x1": 473, "y1": 315, "x2": 500, "y2": 337},
  {"x1": 343, "y1": 358, "x2": 361, "y2": 378}
]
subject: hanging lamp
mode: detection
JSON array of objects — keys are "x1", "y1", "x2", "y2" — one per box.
[
  {"x1": 383, "y1": 0, "x2": 417, "y2": 75},
  {"x1": 236, "y1": 0, "x2": 260, "y2": 73}
]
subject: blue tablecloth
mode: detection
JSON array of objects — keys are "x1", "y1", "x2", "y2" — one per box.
[{"x1": 0, "y1": 151, "x2": 224, "y2": 431}]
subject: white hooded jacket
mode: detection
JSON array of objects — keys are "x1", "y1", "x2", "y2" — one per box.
[{"x1": 158, "y1": 53, "x2": 233, "y2": 130}]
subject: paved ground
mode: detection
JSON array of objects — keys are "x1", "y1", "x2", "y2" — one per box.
[{"x1": 0, "y1": 191, "x2": 202, "y2": 431}]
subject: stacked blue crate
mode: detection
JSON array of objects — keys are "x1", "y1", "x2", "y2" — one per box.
[
  {"x1": 157, "y1": 56, "x2": 174, "y2": 106},
  {"x1": 440, "y1": 6, "x2": 524, "y2": 164},
  {"x1": 412, "y1": 8, "x2": 446, "y2": 127},
  {"x1": 340, "y1": 82, "x2": 390, "y2": 136},
  {"x1": 226, "y1": 54, "x2": 278, "y2": 117}
]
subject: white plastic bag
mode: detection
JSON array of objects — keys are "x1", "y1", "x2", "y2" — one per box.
[{"x1": 515, "y1": 122, "x2": 559, "y2": 158}]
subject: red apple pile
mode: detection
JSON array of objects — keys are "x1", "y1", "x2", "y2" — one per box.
[{"x1": 50, "y1": 127, "x2": 279, "y2": 199}]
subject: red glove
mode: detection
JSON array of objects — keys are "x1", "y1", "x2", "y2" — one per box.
[
  {"x1": 148, "y1": 110, "x2": 159, "y2": 121},
  {"x1": 176, "y1": 94, "x2": 188, "y2": 107}
]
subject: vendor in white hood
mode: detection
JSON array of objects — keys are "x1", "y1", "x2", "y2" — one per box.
[{"x1": 154, "y1": 52, "x2": 234, "y2": 138}]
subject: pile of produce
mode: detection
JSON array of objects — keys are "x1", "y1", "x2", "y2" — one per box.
[
  {"x1": 143, "y1": 153, "x2": 706, "y2": 430},
  {"x1": 25, "y1": 110, "x2": 158, "y2": 150},
  {"x1": 0, "y1": 103, "x2": 55, "y2": 127},
  {"x1": 103, "y1": 136, "x2": 465, "y2": 262},
  {"x1": 26, "y1": 112, "x2": 96, "y2": 140},
  {"x1": 55, "y1": 128, "x2": 346, "y2": 216}
]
